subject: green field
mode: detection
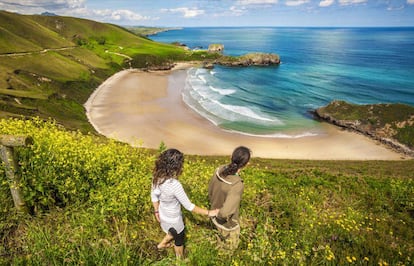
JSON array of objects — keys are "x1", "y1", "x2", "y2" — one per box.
[{"x1": 1, "y1": 118, "x2": 413, "y2": 265}]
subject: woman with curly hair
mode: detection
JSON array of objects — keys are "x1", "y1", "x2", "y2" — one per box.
[{"x1": 151, "y1": 148, "x2": 218, "y2": 258}]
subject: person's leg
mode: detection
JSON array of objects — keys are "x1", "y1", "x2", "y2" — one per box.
[
  {"x1": 212, "y1": 218, "x2": 241, "y2": 250},
  {"x1": 157, "y1": 233, "x2": 173, "y2": 249},
  {"x1": 174, "y1": 245, "x2": 184, "y2": 258},
  {"x1": 227, "y1": 226, "x2": 240, "y2": 250},
  {"x1": 168, "y1": 228, "x2": 185, "y2": 258}
]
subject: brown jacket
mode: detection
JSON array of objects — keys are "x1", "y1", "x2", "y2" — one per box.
[{"x1": 208, "y1": 166, "x2": 244, "y2": 223}]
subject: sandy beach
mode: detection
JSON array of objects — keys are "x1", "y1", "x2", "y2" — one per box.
[{"x1": 84, "y1": 65, "x2": 407, "y2": 160}]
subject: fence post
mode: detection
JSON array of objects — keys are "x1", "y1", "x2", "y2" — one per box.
[{"x1": 0, "y1": 135, "x2": 33, "y2": 213}]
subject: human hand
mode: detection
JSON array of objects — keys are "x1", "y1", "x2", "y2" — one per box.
[
  {"x1": 154, "y1": 211, "x2": 160, "y2": 222},
  {"x1": 208, "y1": 209, "x2": 219, "y2": 217}
]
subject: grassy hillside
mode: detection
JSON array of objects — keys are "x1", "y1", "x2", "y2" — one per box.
[
  {"x1": 124, "y1": 26, "x2": 179, "y2": 37},
  {"x1": 1, "y1": 118, "x2": 413, "y2": 265},
  {"x1": 0, "y1": 11, "x2": 217, "y2": 132},
  {"x1": 315, "y1": 100, "x2": 414, "y2": 155},
  {"x1": 0, "y1": 11, "x2": 73, "y2": 53}
]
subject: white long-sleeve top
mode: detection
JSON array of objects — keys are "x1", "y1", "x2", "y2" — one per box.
[{"x1": 151, "y1": 178, "x2": 195, "y2": 234}]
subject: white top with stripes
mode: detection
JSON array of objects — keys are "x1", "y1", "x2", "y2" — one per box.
[{"x1": 151, "y1": 178, "x2": 195, "y2": 234}]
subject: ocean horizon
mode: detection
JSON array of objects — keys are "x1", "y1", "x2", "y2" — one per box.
[{"x1": 150, "y1": 27, "x2": 414, "y2": 137}]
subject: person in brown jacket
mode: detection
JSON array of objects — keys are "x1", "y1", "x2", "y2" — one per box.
[{"x1": 208, "y1": 146, "x2": 251, "y2": 250}]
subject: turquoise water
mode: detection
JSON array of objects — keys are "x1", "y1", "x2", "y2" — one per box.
[{"x1": 151, "y1": 27, "x2": 414, "y2": 137}]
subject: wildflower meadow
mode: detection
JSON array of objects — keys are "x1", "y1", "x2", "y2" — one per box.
[{"x1": 0, "y1": 118, "x2": 413, "y2": 265}]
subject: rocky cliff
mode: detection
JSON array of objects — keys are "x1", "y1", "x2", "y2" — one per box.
[
  {"x1": 203, "y1": 52, "x2": 280, "y2": 68},
  {"x1": 313, "y1": 100, "x2": 414, "y2": 157},
  {"x1": 208, "y1": 44, "x2": 224, "y2": 53}
]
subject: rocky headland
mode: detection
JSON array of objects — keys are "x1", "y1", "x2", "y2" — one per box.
[
  {"x1": 141, "y1": 44, "x2": 280, "y2": 70},
  {"x1": 202, "y1": 44, "x2": 280, "y2": 68},
  {"x1": 147, "y1": 52, "x2": 281, "y2": 71},
  {"x1": 313, "y1": 100, "x2": 414, "y2": 157},
  {"x1": 211, "y1": 52, "x2": 280, "y2": 67}
]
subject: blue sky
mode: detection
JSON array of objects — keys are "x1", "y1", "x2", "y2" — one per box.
[{"x1": 1, "y1": 0, "x2": 413, "y2": 27}]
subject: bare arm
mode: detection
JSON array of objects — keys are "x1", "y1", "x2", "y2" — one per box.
[
  {"x1": 152, "y1": 201, "x2": 160, "y2": 222},
  {"x1": 171, "y1": 180, "x2": 219, "y2": 217},
  {"x1": 192, "y1": 205, "x2": 219, "y2": 217}
]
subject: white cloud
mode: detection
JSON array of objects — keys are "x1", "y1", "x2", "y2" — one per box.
[
  {"x1": 113, "y1": 10, "x2": 141, "y2": 21},
  {"x1": 70, "y1": 8, "x2": 150, "y2": 23},
  {"x1": 229, "y1": 6, "x2": 247, "y2": 16},
  {"x1": 319, "y1": 0, "x2": 335, "y2": 7},
  {"x1": 211, "y1": 5, "x2": 247, "y2": 17},
  {"x1": 0, "y1": 0, "x2": 87, "y2": 17},
  {"x1": 162, "y1": 7, "x2": 205, "y2": 18},
  {"x1": 237, "y1": 0, "x2": 278, "y2": 5},
  {"x1": 92, "y1": 9, "x2": 149, "y2": 22},
  {"x1": 285, "y1": 0, "x2": 310, "y2": 6},
  {"x1": 407, "y1": 0, "x2": 414, "y2": 4},
  {"x1": 387, "y1": 5, "x2": 404, "y2": 11},
  {"x1": 338, "y1": 0, "x2": 367, "y2": 5},
  {"x1": 0, "y1": 0, "x2": 151, "y2": 23},
  {"x1": 0, "y1": 0, "x2": 84, "y2": 10}
]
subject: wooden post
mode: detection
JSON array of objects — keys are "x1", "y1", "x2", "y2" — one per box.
[{"x1": 0, "y1": 135, "x2": 33, "y2": 213}]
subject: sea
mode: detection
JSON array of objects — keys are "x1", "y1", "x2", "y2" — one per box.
[{"x1": 150, "y1": 27, "x2": 414, "y2": 138}]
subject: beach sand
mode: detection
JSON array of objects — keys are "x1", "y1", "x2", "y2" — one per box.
[{"x1": 84, "y1": 65, "x2": 407, "y2": 160}]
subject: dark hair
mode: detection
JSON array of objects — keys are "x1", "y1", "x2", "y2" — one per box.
[
  {"x1": 220, "y1": 146, "x2": 251, "y2": 177},
  {"x1": 152, "y1": 148, "x2": 184, "y2": 187}
]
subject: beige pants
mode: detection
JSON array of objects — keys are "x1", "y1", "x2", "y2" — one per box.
[{"x1": 214, "y1": 223, "x2": 241, "y2": 250}]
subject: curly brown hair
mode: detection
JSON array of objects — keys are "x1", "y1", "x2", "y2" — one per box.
[{"x1": 152, "y1": 148, "x2": 184, "y2": 187}]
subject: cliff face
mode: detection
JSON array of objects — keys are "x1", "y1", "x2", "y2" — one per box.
[
  {"x1": 208, "y1": 44, "x2": 224, "y2": 53},
  {"x1": 314, "y1": 100, "x2": 414, "y2": 157},
  {"x1": 218, "y1": 53, "x2": 280, "y2": 67},
  {"x1": 202, "y1": 52, "x2": 280, "y2": 68}
]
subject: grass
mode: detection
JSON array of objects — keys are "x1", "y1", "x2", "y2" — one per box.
[
  {"x1": 317, "y1": 100, "x2": 414, "y2": 149},
  {"x1": 124, "y1": 26, "x2": 177, "y2": 37},
  {"x1": 0, "y1": 11, "x2": 72, "y2": 54},
  {"x1": 1, "y1": 118, "x2": 413, "y2": 265},
  {"x1": 0, "y1": 52, "x2": 92, "y2": 82},
  {"x1": 0, "y1": 88, "x2": 49, "y2": 100}
]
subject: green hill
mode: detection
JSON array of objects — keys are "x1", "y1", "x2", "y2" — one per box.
[
  {"x1": 0, "y1": 11, "x2": 216, "y2": 131},
  {"x1": 0, "y1": 11, "x2": 73, "y2": 53},
  {"x1": 315, "y1": 100, "x2": 414, "y2": 156}
]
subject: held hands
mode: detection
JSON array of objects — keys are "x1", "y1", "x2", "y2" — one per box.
[{"x1": 208, "y1": 209, "x2": 219, "y2": 217}]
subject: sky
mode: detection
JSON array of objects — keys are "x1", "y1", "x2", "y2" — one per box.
[{"x1": 0, "y1": 0, "x2": 414, "y2": 27}]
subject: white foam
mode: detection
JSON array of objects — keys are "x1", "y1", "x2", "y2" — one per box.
[
  {"x1": 215, "y1": 101, "x2": 283, "y2": 124},
  {"x1": 182, "y1": 93, "x2": 221, "y2": 127},
  {"x1": 198, "y1": 75, "x2": 207, "y2": 84},
  {"x1": 185, "y1": 67, "x2": 285, "y2": 131},
  {"x1": 209, "y1": 85, "x2": 236, "y2": 95},
  {"x1": 222, "y1": 129, "x2": 320, "y2": 139}
]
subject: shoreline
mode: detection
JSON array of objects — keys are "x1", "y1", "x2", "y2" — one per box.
[{"x1": 84, "y1": 66, "x2": 408, "y2": 160}]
